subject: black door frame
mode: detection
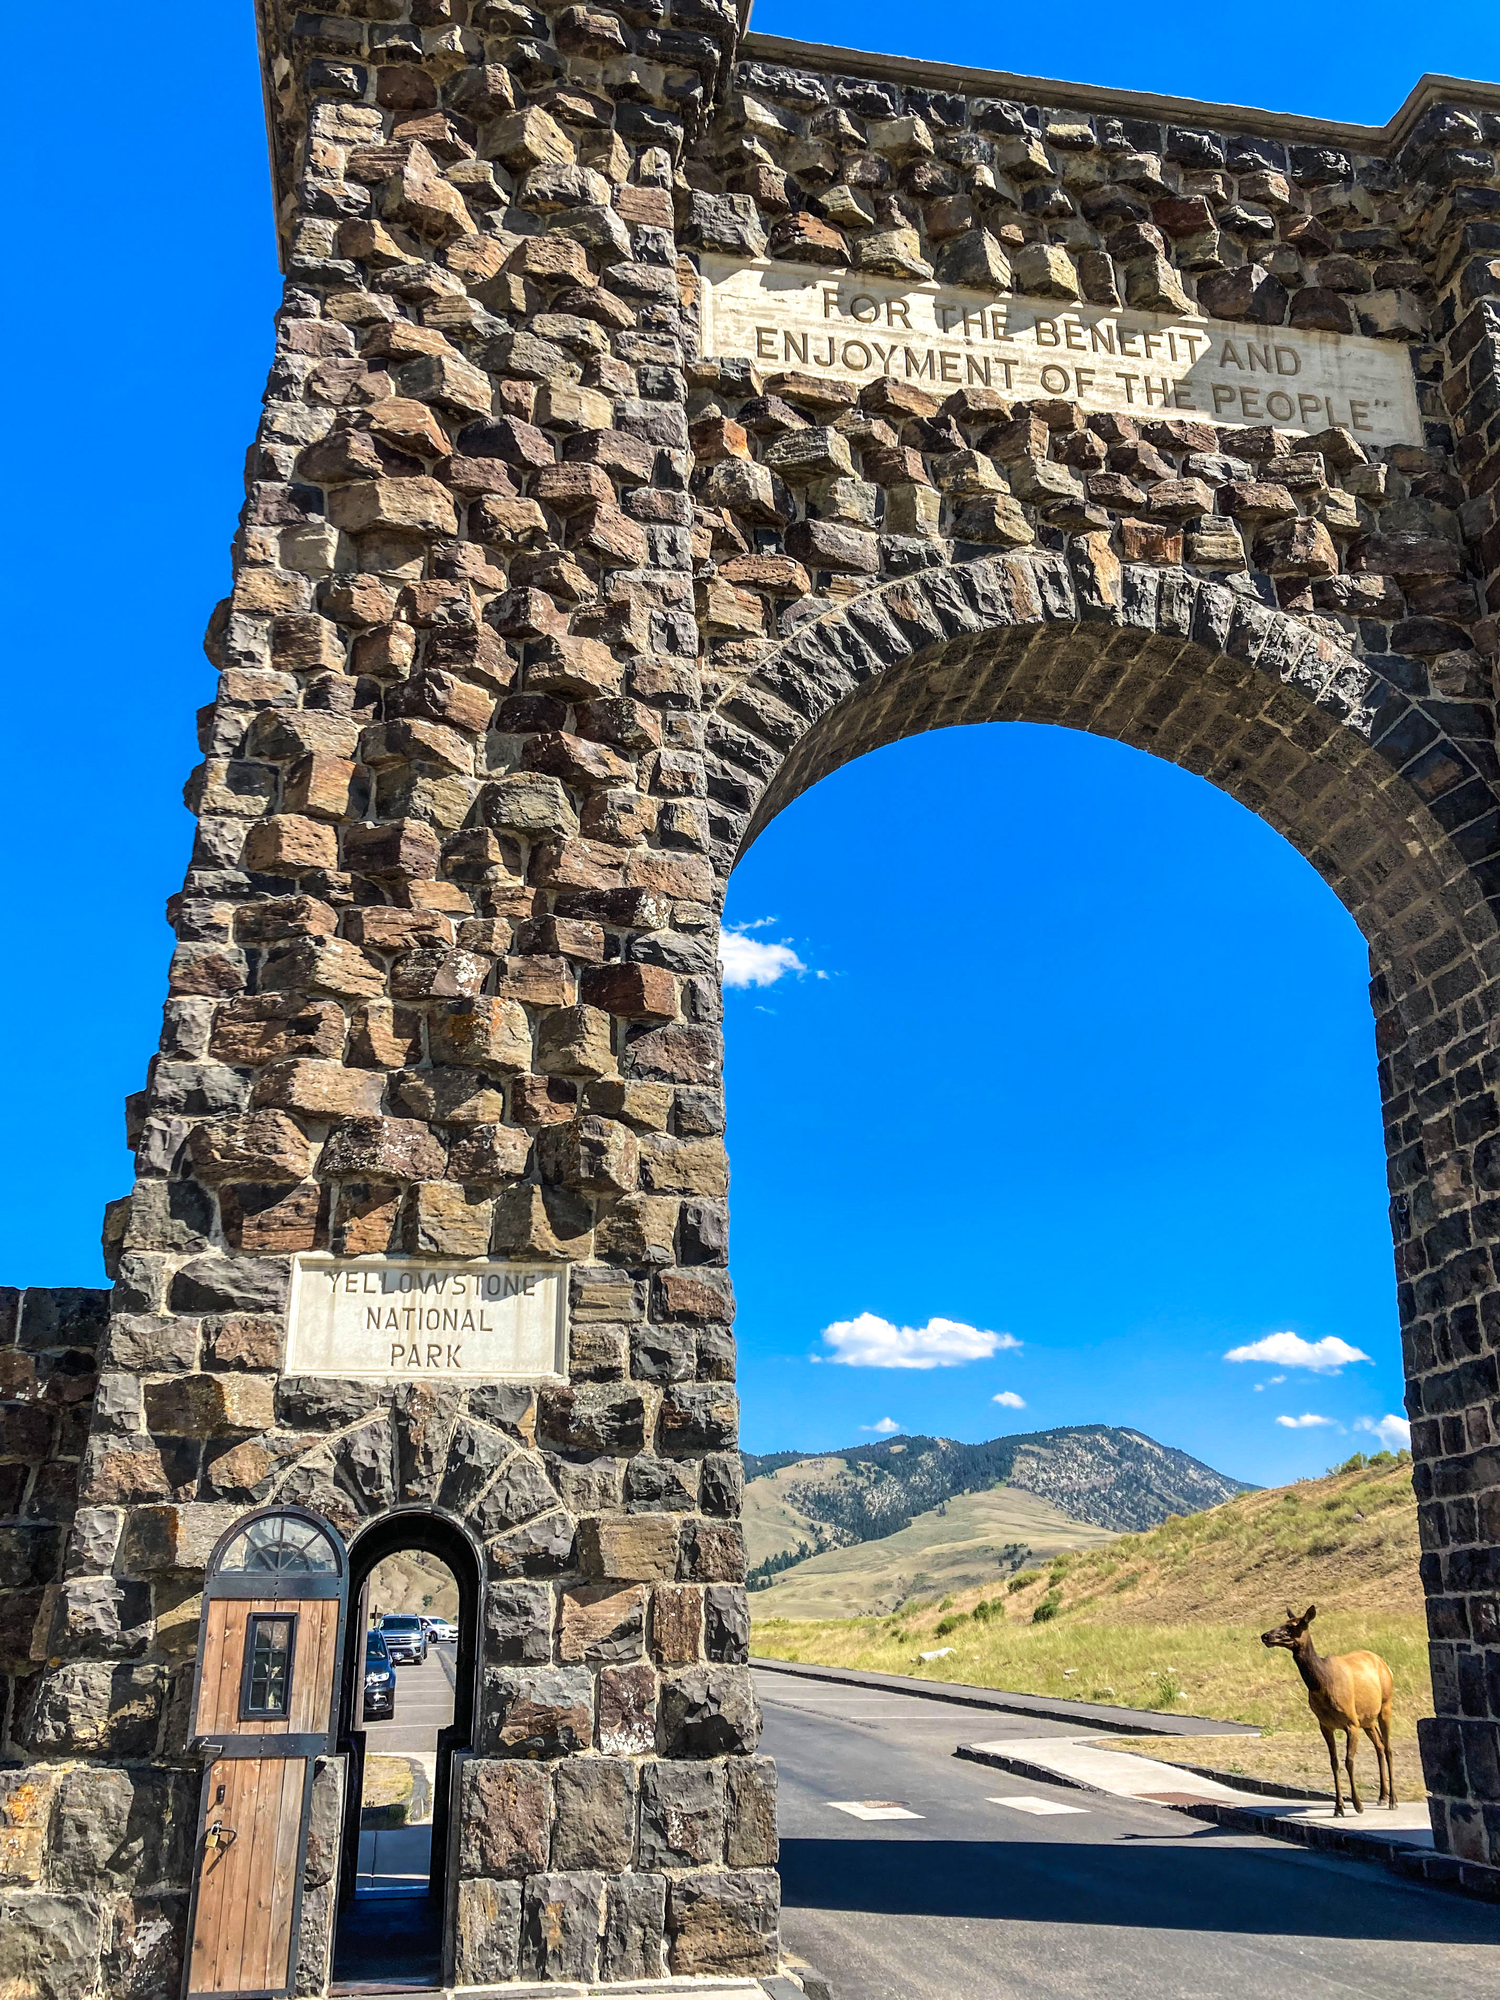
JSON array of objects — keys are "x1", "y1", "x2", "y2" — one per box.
[{"x1": 332, "y1": 1510, "x2": 482, "y2": 1946}]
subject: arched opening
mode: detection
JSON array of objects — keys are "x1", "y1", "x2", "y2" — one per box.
[
  {"x1": 330, "y1": 1510, "x2": 481, "y2": 1992},
  {"x1": 709, "y1": 556, "x2": 1500, "y2": 1851}
]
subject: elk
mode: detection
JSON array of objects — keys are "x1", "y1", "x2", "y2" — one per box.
[{"x1": 1261, "y1": 1604, "x2": 1396, "y2": 1815}]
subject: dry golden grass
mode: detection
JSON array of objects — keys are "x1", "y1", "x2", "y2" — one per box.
[{"x1": 753, "y1": 1456, "x2": 1431, "y2": 1786}]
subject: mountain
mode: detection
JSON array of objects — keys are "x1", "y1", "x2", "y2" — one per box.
[
  {"x1": 742, "y1": 1424, "x2": 1254, "y2": 1556},
  {"x1": 742, "y1": 1485, "x2": 1117, "y2": 1619}
]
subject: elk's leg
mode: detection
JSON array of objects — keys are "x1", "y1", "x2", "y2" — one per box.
[
  {"x1": 1344, "y1": 1726, "x2": 1363, "y2": 1813},
  {"x1": 1379, "y1": 1705, "x2": 1397, "y2": 1808},
  {"x1": 1322, "y1": 1725, "x2": 1344, "y2": 1816}
]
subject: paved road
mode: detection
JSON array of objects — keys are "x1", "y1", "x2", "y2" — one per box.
[
  {"x1": 364, "y1": 1636, "x2": 455, "y2": 1757},
  {"x1": 757, "y1": 1668, "x2": 1500, "y2": 2000},
  {"x1": 358, "y1": 1638, "x2": 454, "y2": 1895}
]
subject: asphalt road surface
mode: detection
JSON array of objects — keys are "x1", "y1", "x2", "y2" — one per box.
[
  {"x1": 363, "y1": 1636, "x2": 455, "y2": 1758},
  {"x1": 757, "y1": 1668, "x2": 1500, "y2": 2000}
]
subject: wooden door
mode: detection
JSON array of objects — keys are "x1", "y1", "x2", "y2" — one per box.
[{"x1": 184, "y1": 1510, "x2": 347, "y2": 2000}]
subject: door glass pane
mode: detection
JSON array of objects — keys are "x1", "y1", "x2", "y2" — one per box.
[
  {"x1": 218, "y1": 1513, "x2": 340, "y2": 1576},
  {"x1": 245, "y1": 1616, "x2": 294, "y2": 1716}
]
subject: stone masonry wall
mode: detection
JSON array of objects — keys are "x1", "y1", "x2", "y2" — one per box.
[{"x1": 4, "y1": 5, "x2": 1500, "y2": 1992}]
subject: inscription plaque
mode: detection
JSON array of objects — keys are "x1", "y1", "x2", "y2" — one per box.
[
  {"x1": 284, "y1": 1254, "x2": 567, "y2": 1381},
  {"x1": 699, "y1": 255, "x2": 1422, "y2": 448}
]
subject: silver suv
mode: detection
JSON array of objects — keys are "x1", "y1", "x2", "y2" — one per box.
[{"x1": 376, "y1": 1613, "x2": 427, "y2": 1665}]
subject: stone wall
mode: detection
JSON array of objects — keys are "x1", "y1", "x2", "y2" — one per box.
[{"x1": 3, "y1": 4, "x2": 1500, "y2": 1990}]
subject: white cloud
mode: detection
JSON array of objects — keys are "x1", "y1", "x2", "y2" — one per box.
[
  {"x1": 1276, "y1": 1412, "x2": 1336, "y2": 1429},
  {"x1": 1356, "y1": 1413, "x2": 1412, "y2": 1451},
  {"x1": 720, "y1": 926, "x2": 806, "y2": 988},
  {"x1": 819, "y1": 1312, "x2": 1020, "y2": 1370},
  {"x1": 1225, "y1": 1332, "x2": 1372, "y2": 1375},
  {"x1": 992, "y1": 1390, "x2": 1027, "y2": 1409},
  {"x1": 863, "y1": 1417, "x2": 901, "y2": 1434}
]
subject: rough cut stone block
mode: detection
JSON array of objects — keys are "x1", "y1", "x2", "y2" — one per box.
[
  {"x1": 726, "y1": 1755, "x2": 779, "y2": 1867},
  {"x1": 0, "y1": 1892, "x2": 104, "y2": 2000},
  {"x1": 597, "y1": 1661, "x2": 657, "y2": 1756},
  {"x1": 659, "y1": 1666, "x2": 761, "y2": 1759},
  {"x1": 639, "y1": 1758, "x2": 727, "y2": 1868},
  {"x1": 17, "y1": 1661, "x2": 166, "y2": 1758},
  {"x1": 187, "y1": 1110, "x2": 312, "y2": 1185},
  {"x1": 320, "y1": 1116, "x2": 446, "y2": 1182},
  {"x1": 455, "y1": 1876, "x2": 522, "y2": 1986},
  {"x1": 577, "y1": 1515, "x2": 679, "y2": 1583},
  {"x1": 538, "y1": 1386, "x2": 647, "y2": 1455},
  {"x1": 600, "y1": 1870, "x2": 668, "y2": 1982},
  {"x1": 485, "y1": 1580, "x2": 555, "y2": 1663},
  {"x1": 521, "y1": 1869, "x2": 606, "y2": 1981},
  {"x1": 550, "y1": 1756, "x2": 635, "y2": 1872},
  {"x1": 485, "y1": 1666, "x2": 594, "y2": 1758},
  {"x1": 666, "y1": 1867, "x2": 779, "y2": 1977},
  {"x1": 459, "y1": 1758, "x2": 551, "y2": 1877},
  {"x1": 47, "y1": 1766, "x2": 188, "y2": 1892},
  {"x1": 559, "y1": 1583, "x2": 647, "y2": 1665},
  {"x1": 0, "y1": 1770, "x2": 60, "y2": 1886}
]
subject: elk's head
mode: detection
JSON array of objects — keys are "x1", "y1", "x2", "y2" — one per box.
[{"x1": 1261, "y1": 1604, "x2": 1316, "y2": 1650}]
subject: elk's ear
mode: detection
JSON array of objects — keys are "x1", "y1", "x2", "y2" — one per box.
[
  {"x1": 1285, "y1": 1605, "x2": 1296, "y2": 1620},
  {"x1": 1303, "y1": 1605, "x2": 1317, "y2": 1623}
]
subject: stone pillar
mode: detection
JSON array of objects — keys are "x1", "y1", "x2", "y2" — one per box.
[
  {"x1": 1401, "y1": 97, "x2": 1500, "y2": 1881},
  {"x1": 5, "y1": 0, "x2": 776, "y2": 1989}
]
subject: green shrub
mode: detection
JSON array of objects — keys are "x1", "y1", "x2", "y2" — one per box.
[
  {"x1": 935, "y1": 1616, "x2": 961, "y2": 1637},
  {"x1": 1033, "y1": 1593, "x2": 1062, "y2": 1624},
  {"x1": 1008, "y1": 1571, "x2": 1039, "y2": 1594},
  {"x1": 938, "y1": 1595, "x2": 954, "y2": 1611}
]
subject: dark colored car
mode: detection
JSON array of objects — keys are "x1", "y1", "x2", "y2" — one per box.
[
  {"x1": 377, "y1": 1613, "x2": 428, "y2": 1665},
  {"x1": 363, "y1": 1631, "x2": 396, "y2": 1721}
]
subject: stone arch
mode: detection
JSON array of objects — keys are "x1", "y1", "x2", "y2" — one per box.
[
  {"x1": 257, "y1": 1384, "x2": 575, "y2": 1584},
  {"x1": 714, "y1": 551, "x2": 1497, "y2": 956},
  {"x1": 709, "y1": 548, "x2": 1500, "y2": 1854}
]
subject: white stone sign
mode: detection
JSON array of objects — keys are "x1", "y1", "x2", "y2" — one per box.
[
  {"x1": 284, "y1": 1255, "x2": 567, "y2": 1381},
  {"x1": 699, "y1": 255, "x2": 1422, "y2": 449}
]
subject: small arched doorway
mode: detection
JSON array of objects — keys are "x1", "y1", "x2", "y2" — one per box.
[{"x1": 330, "y1": 1510, "x2": 482, "y2": 1991}]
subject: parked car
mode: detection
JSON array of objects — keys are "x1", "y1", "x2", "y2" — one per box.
[
  {"x1": 376, "y1": 1613, "x2": 427, "y2": 1664},
  {"x1": 423, "y1": 1618, "x2": 457, "y2": 1644},
  {"x1": 363, "y1": 1630, "x2": 396, "y2": 1721}
]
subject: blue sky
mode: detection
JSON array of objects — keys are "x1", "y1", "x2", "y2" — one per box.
[
  {"x1": 4, "y1": 2, "x2": 1494, "y2": 1487},
  {"x1": 724, "y1": 726, "x2": 1405, "y2": 1483}
]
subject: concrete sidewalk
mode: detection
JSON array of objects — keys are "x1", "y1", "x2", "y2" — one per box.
[
  {"x1": 959, "y1": 1732, "x2": 1430, "y2": 1831},
  {"x1": 952, "y1": 1734, "x2": 1500, "y2": 1900}
]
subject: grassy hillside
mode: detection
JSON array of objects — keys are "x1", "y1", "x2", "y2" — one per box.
[
  {"x1": 755, "y1": 1453, "x2": 1432, "y2": 1797},
  {"x1": 366, "y1": 1550, "x2": 458, "y2": 1622},
  {"x1": 749, "y1": 1486, "x2": 1117, "y2": 1619}
]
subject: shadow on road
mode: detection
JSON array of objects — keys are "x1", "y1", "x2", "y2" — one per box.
[{"x1": 778, "y1": 1837, "x2": 1495, "y2": 1944}]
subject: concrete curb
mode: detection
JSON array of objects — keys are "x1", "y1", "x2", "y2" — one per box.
[
  {"x1": 1105, "y1": 1755, "x2": 1335, "y2": 1803},
  {"x1": 954, "y1": 1742, "x2": 1113, "y2": 1795},
  {"x1": 957, "y1": 1741, "x2": 1500, "y2": 1905},
  {"x1": 751, "y1": 1656, "x2": 1258, "y2": 1738},
  {"x1": 1172, "y1": 1797, "x2": 1500, "y2": 1903}
]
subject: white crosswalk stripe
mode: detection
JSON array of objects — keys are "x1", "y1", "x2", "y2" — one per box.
[{"x1": 988, "y1": 1794, "x2": 1089, "y2": 1815}]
